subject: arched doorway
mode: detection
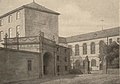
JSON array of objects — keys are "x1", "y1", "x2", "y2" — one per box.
[
  {"x1": 74, "y1": 60, "x2": 81, "y2": 69},
  {"x1": 43, "y1": 52, "x2": 53, "y2": 75},
  {"x1": 91, "y1": 59, "x2": 96, "y2": 67}
]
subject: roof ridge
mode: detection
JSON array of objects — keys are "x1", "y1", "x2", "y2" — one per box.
[
  {"x1": 24, "y1": 2, "x2": 60, "y2": 15},
  {"x1": 67, "y1": 27, "x2": 120, "y2": 38},
  {"x1": 66, "y1": 27, "x2": 119, "y2": 43},
  {"x1": 0, "y1": 2, "x2": 60, "y2": 19}
]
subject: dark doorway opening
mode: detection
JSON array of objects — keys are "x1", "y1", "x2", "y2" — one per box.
[{"x1": 43, "y1": 52, "x2": 53, "y2": 75}]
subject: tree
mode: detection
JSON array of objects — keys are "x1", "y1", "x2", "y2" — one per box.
[
  {"x1": 99, "y1": 41, "x2": 119, "y2": 68},
  {"x1": 106, "y1": 41, "x2": 119, "y2": 68}
]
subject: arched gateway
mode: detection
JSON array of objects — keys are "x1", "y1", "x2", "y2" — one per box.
[{"x1": 43, "y1": 52, "x2": 54, "y2": 75}]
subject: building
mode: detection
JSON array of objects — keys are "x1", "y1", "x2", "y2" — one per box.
[
  {"x1": 0, "y1": 2, "x2": 70, "y2": 83},
  {"x1": 59, "y1": 27, "x2": 120, "y2": 70},
  {"x1": 0, "y1": 1, "x2": 119, "y2": 78},
  {"x1": 0, "y1": 2, "x2": 60, "y2": 47},
  {"x1": 0, "y1": 46, "x2": 70, "y2": 83}
]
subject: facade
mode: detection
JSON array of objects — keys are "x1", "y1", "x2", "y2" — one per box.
[
  {"x1": 0, "y1": 1, "x2": 119, "y2": 79},
  {"x1": 64, "y1": 27, "x2": 119, "y2": 70},
  {"x1": 0, "y1": 46, "x2": 70, "y2": 83},
  {"x1": 0, "y1": 2, "x2": 60, "y2": 47},
  {"x1": 0, "y1": 2, "x2": 70, "y2": 83}
]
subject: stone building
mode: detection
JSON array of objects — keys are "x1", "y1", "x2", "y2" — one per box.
[
  {"x1": 0, "y1": 2, "x2": 70, "y2": 83},
  {"x1": 0, "y1": 46, "x2": 70, "y2": 83},
  {"x1": 0, "y1": 2, "x2": 59, "y2": 47},
  {"x1": 59, "y1": 27, "x2": 120, "y2": 70}
]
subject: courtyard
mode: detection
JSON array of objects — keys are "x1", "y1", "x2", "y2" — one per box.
[{"x1": 11, "y1": 72, "x2": 119, "y2": 84}]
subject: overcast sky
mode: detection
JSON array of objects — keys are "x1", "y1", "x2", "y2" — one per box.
[{"x1": 0, "y1": 0, "x2": 119, "y2": 37}]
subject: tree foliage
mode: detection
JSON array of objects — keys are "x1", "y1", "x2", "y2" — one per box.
[
  {"x1": 99, "y1": 41, "x2": 119, "y2": 68},
  {"x1": 107, "y1": 42, "x2": 120, "y2": 66}
]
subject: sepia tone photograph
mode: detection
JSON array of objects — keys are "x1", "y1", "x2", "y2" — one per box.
[{"x1": 0, "y1": 0, "x2": 119, "y2": 84}]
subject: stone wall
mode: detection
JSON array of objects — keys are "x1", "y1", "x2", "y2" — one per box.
[
  {"x1": 25, "y1": 8, "x2": 59, "y2": 43},
  {"x1": 56, "y1": 45, "x2": 71, "y2": 75},
  {"x1": 0, "y1": 44, "x2": 71, "y2": 83},
  {"x1": 0, "y1": 48, "x2": 40, "y2": 83}
]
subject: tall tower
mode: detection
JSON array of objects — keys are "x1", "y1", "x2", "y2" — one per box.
[{"x1": 0, "y1": 2, "x2": 60, "y2": 47}]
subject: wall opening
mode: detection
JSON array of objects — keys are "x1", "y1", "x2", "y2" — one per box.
[{"x1": 43, "y1": 52, "x2": 53, "y2": 75}]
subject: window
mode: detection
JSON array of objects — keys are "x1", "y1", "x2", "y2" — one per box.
[
  {"x1": 75, "y1": 44, "x2": 79, "y2": 56},
  {"x1": 16, "y1": 11, "x2": 20, "y2": 20},
  {"x1": 91, "y1": 42, "x2": 95, "y2": 54},
  {"x1": 117, "y1": 38, "x2": 119, "y2": 43},
  {"x1": 65, "y1": 66, "x2": 67, "y2": 71},
  {"x1": 0, "y1": 31, "x2": 4, "y2": 41},
  {"x1": 109, "y1": 39, "x2": 112, "y2": 44},
  {"x1": 57, "y1": 65, "x2": 60, "y2": 72},
  {"x1": 8, "y1": 28, "x2": 12, "y2": 38},
  {"x1": 28, "y1": 60, "x2": 32, "y2": 71},
  {"x1": 16, "y1": 25, "x2": 20, "y2": 36},
  {"x1": 57, "y1": 55, "x2": 59, "y2": 61},
  {"x1": 83, "y1": 43, "x2": 87, "y2": 55},
  {"x1": 65, "y1": 57, "x2": 67, "y2": 62},
  {"x1": 0, "y1": 19, "x2": 3, "y2": 26},
  {"x1": 8, "y1": 15, "x2": 12, "y2": 23},
  {"x1": 91, "y1": 59, "x2": 96, "y2": 66},
  {"x1": 99, "y1": 40, "x2": 105, "y2": 53}
]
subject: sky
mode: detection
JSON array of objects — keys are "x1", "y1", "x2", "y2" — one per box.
[{"x1": 0, "y1": 0, "x2": 119, "y2": 37}]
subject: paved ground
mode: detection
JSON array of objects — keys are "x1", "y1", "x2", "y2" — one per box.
[{"x1": 13, "y1": 74, "x2": 119, "y2": 84}]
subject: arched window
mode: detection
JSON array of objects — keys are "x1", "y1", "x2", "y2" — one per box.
[
  {"x1": 0, "y1": 31, "x2": 4, "y2": 41},
  {"x1": 91, "y1": 59, "x2": 96, "y2": 66},
  {"x1": 99, "y1": 40, "x2": 105, "y2": 53},
  {"x1": 16, "y1": 25, "x2": 20, "y2": 36},
  {"x1": 16, "y1": 11, "x2": 20, "y2": 20},
  {"x1": 83, "y1": 43, "x2": 87, "y2": 55},
  {"x1": 8, "y1": 15, "x2": 12, "y2": 23},
  {"x1": 75, "y1": 44, "x2": 79, "y2": 56},
  {"x1": 99, "y1": 40, "x2": 107, "y2": 61},
  {"x1": 8, "y1": 28, "x2": 12, "y2": 38},
  {"x1": 91, "y1": 42, "x2": 95, "y2": 54}
]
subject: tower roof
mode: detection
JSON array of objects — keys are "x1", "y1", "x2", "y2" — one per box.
[
  {"x1": 23, "y1": 2, "x2": 60, "y2": 15},
  {"x1": 0, "y1": 2, "x2": 60, "y2": 19}
]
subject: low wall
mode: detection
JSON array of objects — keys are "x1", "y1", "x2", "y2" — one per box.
[
  {"x1": 0, "y1": 48, "x2": 40, "y2": 84},
  {"x1": 107, "y1": 68, "x2": 119, "y2": 74}
]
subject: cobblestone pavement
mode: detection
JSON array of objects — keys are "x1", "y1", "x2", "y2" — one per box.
[{"x1": 12, "y1": 74, "x2": 119, "y2": 84}]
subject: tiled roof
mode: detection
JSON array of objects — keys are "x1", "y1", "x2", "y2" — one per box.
[
  {"x1": 66, "y1": 27, "x2": 120, "y2": 43},
  {"x1": 0, "y1": 2, "x2": 60, "y2": 19}
]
